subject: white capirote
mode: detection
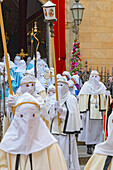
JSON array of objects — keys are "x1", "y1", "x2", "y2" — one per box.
[{"x1": 0, "y1": 93, "x2": 57, "y2": 155}]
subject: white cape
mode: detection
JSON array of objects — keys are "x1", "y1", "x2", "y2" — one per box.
[
  {"x1": 79, "y1": 81, "x2": 106, "y2": 95},
  {"x1": 94, "y1": 111, "x2": 113, "y2": 156},
  {"x1": 0, "y1": 93, "x2": 56, "y2": 155}
]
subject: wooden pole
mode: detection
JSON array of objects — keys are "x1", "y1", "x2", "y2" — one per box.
[
  {"x1": 52, "y1": 37, "x2": 61, "y2": 129},
  {"x1": 49, "y1": 21, "x2": 61, "y2": 130},
  {"x1": 0, "y1": 2, "x2": 13, "y2": 95}
]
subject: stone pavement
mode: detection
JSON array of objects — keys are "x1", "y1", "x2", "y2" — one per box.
[{"x1": 78, "y1": 142, "x2": 92, "y2": 170}]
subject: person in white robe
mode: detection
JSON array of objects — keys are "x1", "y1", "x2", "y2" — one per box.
[
  {"x1": 19, "y1": 68, "x2": 47, "y2": 99},
  {"x1": 27, "y1": 51, "x2": 48, "y2": 72},
  {"x1": 3, "y1": 53, "x2": 17, "y2": 78},
  {"x1": 0, "y1": 92, "x2": 67, "y2": 170},
  {"x1": 26, "y1": 56, "x2": 31, "y2": 67},
  {"x1": 85, "y1": 111, "x2": 113, "y2": 170},
  {"x1": 14, "y1": 60, "x2": 26, "y2": 88},
  {"x1": 71, "y1": 74, "x2": 82, "y2": 90},
  {"x1": 49, "y1": 76, "x2": 82, "y2": 170},
  {"x1": 14, "y1": 55, "x2": 21, "y2": 66},
  {"x1": 62, "y1": 71, "x2": 71, "y2": 81},
  {"x1": 3, "y1": 75, "x2": 49, "y2": 135},
  {"x1": 78, "y1": 70, "x2": 107, "y2": 154},
  {"x1": 68, "y1": 79, "x2": 77, "y2": 96},
  {"x1": 46, "y1": 84, "x2": 56, "y2": 112}
]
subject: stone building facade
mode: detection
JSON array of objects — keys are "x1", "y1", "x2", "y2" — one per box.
[{"x1": 76, "y1": 0, "x2": 113, "y2": 72}]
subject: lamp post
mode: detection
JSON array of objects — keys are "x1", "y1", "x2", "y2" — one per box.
[
  {"x1": 42, "y1": 1, "x2": 61, "y2": 131},
  {"x1": 70, "y1": 0, "x2": 85, "y2": 38}
]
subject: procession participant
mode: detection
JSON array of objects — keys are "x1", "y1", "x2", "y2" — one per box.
[
  {"x1": 26, "y1": 56, "x2": 31, "y2": 67},
  {"x1": 16, "y1": 68, "x2": 47, "y2": 99},
  {"x1": 49, "y1": 76, "x2": 82, "y2": 170},
  {"x1": 14, "y1": 55, "x2": 21, "y2": 66},
  {"x1": 57, "y1": 74, "x2": 62, "y2": 80},
  {"x1": 85, "y1": 111, "x2": 113, "y2": 170},
  {"x1": 0, "y1": 92, "x2": 67, "y2": 170},
  {"x1": 71, "y1": 74, "x2": 82, "y2": 90},
  {"x1": 27, "y1": 51, "x2": 48, "y2": 71},
  {"x1": 15, "y1": 60, "x2": 26, "y2": 88},
  {"x1": 3, "y1": 53, "x2": 17, "y2": 78},
  {"x1": 68, "y1": 79, "x2": 77, "y2": 96},
  {"x1": 78, "y1": 70, "x2": 107, "y2": 154},
  {"x1": 62, "y1": 71, "x2": 71, "y2": 81},
  {"x1": 7, "y1": 75, "x2": 49, "y2": 127},
  {"x1": 45, "y1": 84, "x2": 56, "y2": 112},
  {"x1": 0, "y1": 62, "x2": 17, "y2": 97}
]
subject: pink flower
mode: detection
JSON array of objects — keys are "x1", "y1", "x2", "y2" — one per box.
[
  {"x1": 74, "y1": 42, "x2": 76, "y2": 46},
  {"x1": 75, "y1": 62, "x2": 78, "y2": 66},
  {"x1": 71, "y1": 50, "x2": 73, "y2": 54}
]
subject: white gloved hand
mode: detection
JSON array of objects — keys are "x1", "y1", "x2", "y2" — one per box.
[
  {"x1": 8, "y1": 94, "x2": 17, "y2": 107},
  {"x1": 57, "y1": 106, "x2": 63, "y2": 113},
  {"x1": 54, "y1": 101, "x2": 60, "y2": 109},
  {"x1": 54, "y1": 101, "x2": 63, "y2": 113}
]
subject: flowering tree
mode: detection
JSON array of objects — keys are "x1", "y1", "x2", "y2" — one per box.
[{"x1": 70, "y1": 39, "x2": 83, "y2": 75}]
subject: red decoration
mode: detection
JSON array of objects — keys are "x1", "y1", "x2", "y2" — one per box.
[{"x1": 52, "y1": 0, "x2": 66, "y2": 74}]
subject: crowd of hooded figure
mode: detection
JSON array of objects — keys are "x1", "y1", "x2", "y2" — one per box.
[{"x1": 0, "y1": 51, "x2": 113, "y2": 170}]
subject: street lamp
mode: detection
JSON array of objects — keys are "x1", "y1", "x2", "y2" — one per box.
[
  {"x1": 42, "y1": 1, "x2": 61, "y2": 130},
  {"x1": 70, "y1": 0, "x2": 85, "y2": 35}
]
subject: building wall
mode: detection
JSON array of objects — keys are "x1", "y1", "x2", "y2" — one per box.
[
  {"x1": 78, "y1": 0, "x2": 113, "y2": 73},
  {"x1": 39, "y1": 0, "x2": 113, "y2": 73}
]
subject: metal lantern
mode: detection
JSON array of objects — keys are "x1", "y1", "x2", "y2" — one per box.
[
  {"x1": 70, "y1": 0, "x2": 85, "y2": 26},
  {"x1": 42, "y1": 1, "x2": 56, "y2": 22}
]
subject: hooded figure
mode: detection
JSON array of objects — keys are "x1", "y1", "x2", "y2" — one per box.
[
  {"x1": 14, "y1": 56, "x2": 21, "y2": 66},
  {"x1": 85, "y1": 111, "x2": 113, "y2": 170},
  {"x1": 7, "y1": 75, "x2": 49, "y2": 129},
  {"x1": 26, "y1": 56, "x2": 31, "y2": 67},
  {"x1": 22, "y1": 68, "x2": 46, "y2": 99},
  {"x1": 3, "y1": 53, "x2": 17, "y2": 78},
  {"x1": 27, "y1": 51, "x2": 48, "y2": 71},
  {"x1": 14, "y1": 60, "x2": 26, "y2": 88},
  {"x1": 46, "y1": 84, "x2": 56, "y2": 111},
  {"x1": 0, "y1": 93, "x2": 67, "y2": 170},
  {"x1": 68, "y1": 79, "x2": 77, "y2": 96},
  {"x1": 71, "y1": 74, "x2": 82, "y2": 90},
  {"x1": 49, "y1": 76, "x2": 82, "y2": 170},
  {"x1": 78, "y1": 70, "x2": 107, "y2": 154},
  {"x1": 62, "y1": 71, "x2": 71, "y2": 81}
]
